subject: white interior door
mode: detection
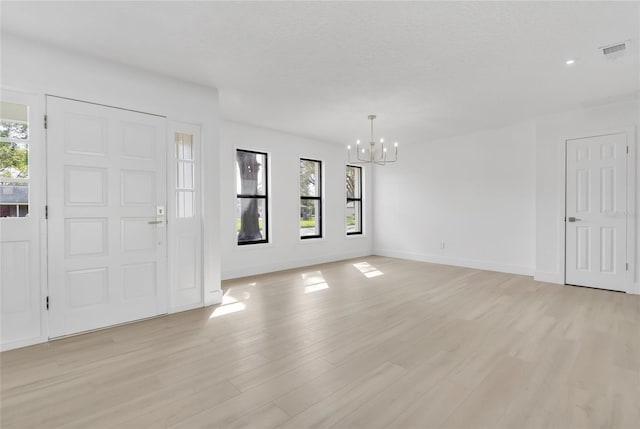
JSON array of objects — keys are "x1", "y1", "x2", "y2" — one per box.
[
  {"x1": 0, "y1": 90, "x2": 45, "y2": 350},
  {"x1": 47, "y1": 96, "x2": 167, "y2": 338},
  {"x1": 566, "y1": 133, "x2": 628, "y2": 292}
]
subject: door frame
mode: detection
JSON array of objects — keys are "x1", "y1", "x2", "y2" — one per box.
[{"x1": 560, "y1": 126, "x2": 637, "y2": 293}]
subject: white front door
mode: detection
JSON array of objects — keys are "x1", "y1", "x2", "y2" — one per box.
[
  {"x1": 47, "y1": 97, "x2": 168, "y2": 338},
  {"x1": 566, "y1": 133, "x2": 628, "y2": 292},
  {"x1": 0, "y1": 90, "x2": 45, "y2": 350}
]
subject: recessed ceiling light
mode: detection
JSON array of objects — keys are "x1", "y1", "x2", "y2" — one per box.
[{"x1": 565, "y1": 59, "x2": 576, "y2": 65}]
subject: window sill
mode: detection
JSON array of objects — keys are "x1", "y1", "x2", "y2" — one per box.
[
  {"x1": 345, "y1": 233, "x2": 367, "y2": 240},
  {"x1": 298, "y1": 237, "x2": 326, "y2": 244},
  {"x1": 235, "y1": 241, "x2": 273, "y2": 250}
]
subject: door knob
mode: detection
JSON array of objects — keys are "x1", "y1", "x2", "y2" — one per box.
[
  {"x1": 567, "y1": 217, "x2": 582, "y2": 222},
  {"x1": 148, "y1": 220, "x2": 163, "y2": 225}
]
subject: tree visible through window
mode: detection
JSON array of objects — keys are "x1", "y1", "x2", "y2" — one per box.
[
  {"x1": 1, "y1": 101, "x2": 30, "y2": 218},
  {"x1": 236, "y1": 149, "x2": 268, "y2": 244},
  {"x1": 346, "y1": 165, "x2": 362, "y2": 235},
  {"x1": 300, "y1": 158, "x2": 322, "y2": 239}
]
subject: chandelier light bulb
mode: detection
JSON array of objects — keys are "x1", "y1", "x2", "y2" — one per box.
[
  {"x1": 380, "y1": 138, "x2": 384, "y2": 143},
  {"x1": 347, "y1": 145, "x2": 351, "y2": 150},
  {"x1": 384, "y1": 148, "x2": 387, "y2": 152},
  {"x1": 361, "y1": 148, "x2": 365, "y2": 153},
  {"x1": 356, "y1": 139, "x2": 360, "y2": 145},
  {"x1": 394, "y1": 142, "x2": 398, "y2": 147}
]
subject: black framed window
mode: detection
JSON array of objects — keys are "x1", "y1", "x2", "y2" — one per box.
[
  {"x1": 236, "y1": 149, "x2": 268, "y2": 245},
  {"x1": 300, "y1": 158, "x2": 322, "y2": 239},
  {"x1": 346, "y1": 165, "x2": 362, "y2": 235}
]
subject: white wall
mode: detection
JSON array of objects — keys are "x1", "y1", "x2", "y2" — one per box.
[
  {"x1": 373, "y1": 120, "x2": 537, "y2": 275},
  {"x1": 373, "y1": 98, "x2": 639, "y2": 294},
  {"x1": 535, "y1": 99, "x2": 639, "y2": 293},
  {"x1": 220, "y1": 120, "x2": 373, "y2": 279},
  {"x1": 1, "y1": 34, "x2": 222, "y2": 348}
]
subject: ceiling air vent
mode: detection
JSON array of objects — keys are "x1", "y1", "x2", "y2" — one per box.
[{"x1": 600, "y1": 40, "x2": 630, "y2": 59}]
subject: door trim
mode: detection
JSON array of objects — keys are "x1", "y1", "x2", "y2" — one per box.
[
  {"x1": 561, "y1": 126, "x2": 636, "y2": 293},
  {"x1": 46, "y1": 94, "x2": 166, "y2": 118}
]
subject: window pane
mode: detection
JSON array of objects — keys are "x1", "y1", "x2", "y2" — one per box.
[
  {"x1": 177, "y1": 190, "x2": 194, "y2": 218},
  {"x1": 237, "y1": 150, "x2": 267, "y2": 196},
  {"x1": 237, "y1": 197, "x2": 267, "y2": 243},
  {"x1": 346, "y1": 166, "x2": 361, "y2": 199},
  {"x1": 177, "y1": 161, "x2": 194, "y2": 189},
  {"x1": 346, "y1": 200, "x2": 361, "y2": 234},
  {"x1": 0, "y1": 182, "x2": 29, "y2": 218},
  {"x1": 0, "y1": 102, "x2": 29, "y2": 140},
  {"x1": 175, "y1": 132, "x2": 193, "y2": 161},
  {"x1": 0, "y1": 141, "x2": 28, "y2": 178},
  {"x1": 300, "y1": 199, "x2": 321, "y2": 237},
  {"x1": 300, "y1": 159, "x2": 320, "y2": 197}
]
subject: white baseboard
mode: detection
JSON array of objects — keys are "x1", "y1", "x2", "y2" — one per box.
[
  {"x1": 1, "y1": 335, "x2": 47, "y2": 352},
  {"x1": 533, "y1": 271, "x2": 565, "y2": 284},
  {"x1": 221, "y1": 250, "x2": 372, "y2": 280},
  {"x1": 374, "y1": 249, "x2": 534, "y2": 276}
]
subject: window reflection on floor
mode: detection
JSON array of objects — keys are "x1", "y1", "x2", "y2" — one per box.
[
  {"x1": 353, "y1": 262, "x2": 384, "y2": 278},
  {"x1": 209, "y1": 283, "x2": 254, "y2": 318},
  {"x1": 302, "y1": 270, "x2": 329, "y2": 294},
  {"x1": 209, "y1": 301, "x2": 246, "y2": 318}
]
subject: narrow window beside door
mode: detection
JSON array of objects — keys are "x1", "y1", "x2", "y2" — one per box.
[
  {"x1": 176, "y1": 132, "x2": 195, "y2": 218},
  {"x1": 236, "y1": 149, "x2": 268, "y2": 245},
  {"x1": 300, "y1": 158, "x2": 322, "y2": 239},
  {"x1": 0, "y1": 102, "x2": 30, "y2": 217}
]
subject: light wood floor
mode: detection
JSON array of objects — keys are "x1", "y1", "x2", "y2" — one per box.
[{"x1": 2, "y1": 256, "x2": 639, "y2": 428}]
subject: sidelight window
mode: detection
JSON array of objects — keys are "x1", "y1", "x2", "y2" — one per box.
[
  {"x1": 176, "y1": 132, "x2": 195, "y2": 218},
  {"x1": 0, "y1": 102, "x2": 30, "y2": 218}
]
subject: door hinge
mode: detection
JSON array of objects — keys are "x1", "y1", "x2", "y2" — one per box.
[
  {"x1": 46, "y1": 296, "x2": 49, "y2": 310},
  {"x1": 45, "y1": 205, "x2": 48, "y2": 219},
  {"x1": 626, "y1": 145, "x2": 629, "y2": 154},
  {"x1": 44, "y1": 115, "x2": 48, "y2": 129},
  {"x1": 627, "y1": 262, "x2": 629, "y2": 271}
]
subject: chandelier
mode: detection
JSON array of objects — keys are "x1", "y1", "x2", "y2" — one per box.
[{"x1": 347, "y1": 114, "x2": 398, "y2": 165}]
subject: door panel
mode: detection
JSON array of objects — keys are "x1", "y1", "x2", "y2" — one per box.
[
  {"x1": 0, "y1": 90, "x2": 44, "y2": 350},
  {"x1": 47, "y1": 97, "x2": 167, "y2": 338},
  {"x1": 168, "y1": 123, "x2": 202, "y2": 309},
  {"x1": 566, "y1": 133, "x2": 627, "y2": 291}
]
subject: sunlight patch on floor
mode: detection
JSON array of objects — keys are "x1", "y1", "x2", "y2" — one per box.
[
  {"x1": 209, "y1": 302, "x2": 246, "y2": 318},
  {"x1": 302, "y1": 270, "x2": 330, "y2": 294},
  {"x1": 222, "y1": 290, "x2": 251, "y2": 305},
  {"x1": 353, "y1": 262, "x2": 384, "y2": 278}
]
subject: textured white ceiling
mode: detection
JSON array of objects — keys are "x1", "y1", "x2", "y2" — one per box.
[{"x1": 2, "y1": 1, "x2": 639, "y2": 145}]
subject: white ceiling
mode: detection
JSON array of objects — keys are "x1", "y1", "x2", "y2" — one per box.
[{"x1": 2, "y1": 1, "x2": 639, "y2": 145}]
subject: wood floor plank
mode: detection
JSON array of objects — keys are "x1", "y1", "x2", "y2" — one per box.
[{"x1": 1, "y1": 256, "x2": 639, "y2": 428}]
